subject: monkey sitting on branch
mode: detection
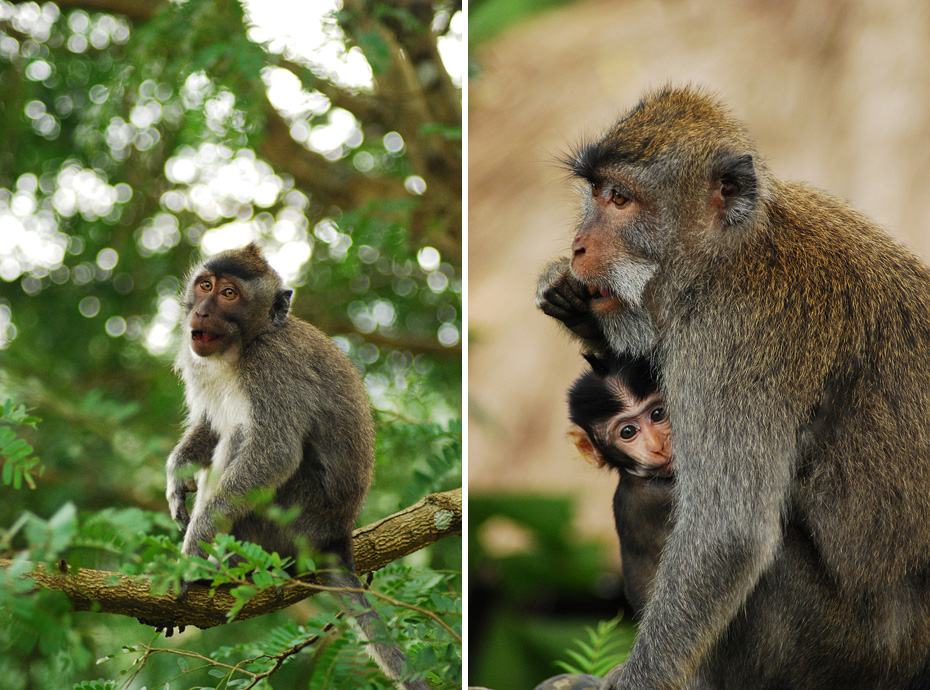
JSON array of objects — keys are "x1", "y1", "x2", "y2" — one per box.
[
  {"x1": 537, "y1": 85, "x2": 930, "y2": 690},
  {"x1": 164, "y1": 243, "x2": 429, "y2": 690}
]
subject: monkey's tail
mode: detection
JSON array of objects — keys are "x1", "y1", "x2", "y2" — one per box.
[{"x1": 323, "y1": 569, "x2": 431, "y2": 690}]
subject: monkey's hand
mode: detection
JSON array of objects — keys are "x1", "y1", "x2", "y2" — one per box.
[
  {"x1": 166, "y1": 476, "x2": 196, "y2": 532},
  {"x1": 535, "y1": 257, "x2": 604, "y2": 342}
]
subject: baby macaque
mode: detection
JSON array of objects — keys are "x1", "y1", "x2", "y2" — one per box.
[{"x1": 567, "y1": 353, "x2": 675, "y2": 615}]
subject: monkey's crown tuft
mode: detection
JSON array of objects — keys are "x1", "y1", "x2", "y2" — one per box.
[{"x1": 202, "y1": 242, "x2": 279, "y2": 283}]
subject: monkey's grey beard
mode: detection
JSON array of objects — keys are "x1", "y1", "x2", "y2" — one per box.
[
  {"x1": 608, "y1": 258, "x2": 657, "y2": 308},
  {"x1": 599, "y1": 304, "x2": 657, "y2": 358},
  {"x1": 599, "y1": 258, "x2": 659, "y2": 358}
]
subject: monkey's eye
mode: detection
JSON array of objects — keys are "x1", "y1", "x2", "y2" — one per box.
[
  {"x1": 220, "y1": 287, "x2": 237, "y2": 300},
  {"x1": 610, "y1": 189, "x2": 631, "y2": 208},
  {"x1": 651, "y1": 406, "x2": 668, "y2": 423},
  {"x1": 591, "y1": 182, "x2": 601, "y2": 198},
  {"x1": 618, "y1": 424, "x2": 638, "y2": 440},
  {"x1": 199, "y1": 280, "x2": 212, "y2": 292}
]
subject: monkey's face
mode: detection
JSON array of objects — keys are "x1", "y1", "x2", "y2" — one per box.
[
  {"x1": 186, "y1": 273, "x2": 248, "y2": 359},
  {"x1": 180, "y1": 244, "x2": 293, "y2": 360},
  {"x1": 602, "y1": 393, "x2": 672, "y2": 477},
  {"x1": 569, "y1": 173, "x2": 664, "y2": 316},
  {"x1": 568, "y1": 375, "x2": 673, "y2": 479},
  {"x1": 565, "y1": 89, "x2": 764, "y2": 316}
]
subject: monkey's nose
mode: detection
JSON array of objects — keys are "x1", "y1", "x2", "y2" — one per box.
[{"x1": 643, "y1": 428, "x2": 668, "y2": 457}]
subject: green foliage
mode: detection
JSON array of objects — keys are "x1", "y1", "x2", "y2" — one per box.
[
  {"x1": 376, "y1": 414, "x2": 461, "y2": 510},
  {"x1": 469, "y1": 0, "x2": 579, "y2": 48},
  {"x1": 554, "y1": 618, "x2": 636, "y2": 677},
  {"x1": 73, "y1": 681, "x2": 118, "y2": 690},
  {"x1": 470, "y1": 493, "x2": 627, "y2": 689},
  {"x1": 470, "y1": 494, "x2": 604, "y2": 595},
  {"x1": 0, "y1": 400, "x2": 43, "y2": 490}
]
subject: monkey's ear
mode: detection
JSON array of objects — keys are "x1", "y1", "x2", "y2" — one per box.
[
  {"x1": 567, "y1": 425, "x2": 606, "y2": 468},
  {"x1": 713, "y1": 152, "x2": 758, "y2": 227},
  {"x1": 271, "y1": 289, "x2": 292, "y2": 326}
]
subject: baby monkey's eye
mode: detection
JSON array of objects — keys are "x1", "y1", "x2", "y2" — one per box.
[
  {"x1": 651, "y1": 406, "x2": 667, "y2": 422},
  {"x1": 619, "y1": 424, "x2": 638, "y2": 440},
  {"x1": 199, "y1": 280, "x2": 212, "y2": 292}
]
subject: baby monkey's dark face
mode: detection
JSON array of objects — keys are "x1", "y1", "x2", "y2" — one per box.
[
  {"x1": 568, "y1": 366, "x2": 673, "y2": 479},
  {"x1": 602, "y1": 391, "x2": 671, "y2": 476}
]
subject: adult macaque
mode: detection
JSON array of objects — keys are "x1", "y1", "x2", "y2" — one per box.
[
  {"x1": 165, "y1": 243, "x2": 428, "y2": 690},
  {"x1": 567, "y1": 354, "x2": 674, "y2": 616},
  {"x1": 538, "y1": 86, "x2": 930, "y2": 689}
]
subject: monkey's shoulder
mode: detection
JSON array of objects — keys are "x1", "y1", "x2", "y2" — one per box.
[
  {"x1": 249, "y1": 316, "x2": 349, "y2": 361},
  {"x1": 240, "y1": 316, "x2": 368, "y2": 403}
]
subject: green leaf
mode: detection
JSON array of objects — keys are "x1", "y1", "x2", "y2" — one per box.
[
  {"x1": 4, "y1": 438, "x2": 34, "y2": 463},
  {"x1": 0, "y1": 426, "x2": 16, "y2": 448}
]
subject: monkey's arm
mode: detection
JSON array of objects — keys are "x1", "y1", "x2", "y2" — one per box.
[
  {"x1": 166, "y1": 417, "x2": 218, "y2": 530},
  {"x1": 608, "y1": 387, "x2": 795, "y2": 690},
  {"x1": 180, "y1": 429, "x2": 301, "y2": 560},
  {"x1": 535, "y1": 257, "x2": 608, "y2": 350}
]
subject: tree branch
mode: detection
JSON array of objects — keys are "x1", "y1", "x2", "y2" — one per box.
[
  {"x1": 7, "y1": 0, "x2": 166, "y2": 22},
  {"x1": 0, "y1": 488, "x2": 461, "y2": 630}
]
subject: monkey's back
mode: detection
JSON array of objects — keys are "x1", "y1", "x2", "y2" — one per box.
[
  {"x1": 662, "y1": 178, "x2": 930, "y2": 683},
  {"x1": 239, "y1": 315, "x2": 375, "y2": 548}
]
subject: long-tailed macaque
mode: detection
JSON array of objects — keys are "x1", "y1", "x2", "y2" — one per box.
[
  {"x1": 165, "y1": 243, "x2": 428, "y2": 690},
  {"x1": 537, "y1": 86, "x2": 930, "y2": 690}
]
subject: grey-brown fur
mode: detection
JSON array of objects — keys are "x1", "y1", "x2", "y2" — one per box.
[
  {"x1": 166, "y1": 244, "x2": 427, "y2": 690},
  {"x1": 539, "y1": 86, "x2": 930, "y2": 689}
]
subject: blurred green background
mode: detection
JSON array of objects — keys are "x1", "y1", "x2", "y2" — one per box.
[{"x1": 0, "y1": 0, "x2": 461, "y2": 688}]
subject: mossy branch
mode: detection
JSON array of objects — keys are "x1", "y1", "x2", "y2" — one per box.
[{"x1": 0, "y1": 488, "x2": 461, "y2": 630}]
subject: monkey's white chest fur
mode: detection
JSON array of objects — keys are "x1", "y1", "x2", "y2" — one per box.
[
  {"x1": 181, "y1": 355, "x2": 251, "y2": 438},
  {"x1": 180, "y1": 355, "x2": 251, "y2": 514}
]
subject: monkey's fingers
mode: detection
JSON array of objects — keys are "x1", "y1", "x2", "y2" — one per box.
[
  {"x1": 154, "y1": 624, "x2": 186, "y2": 637},
  {"x1": 538, "y1": 299, "x2": 603, "y2": 341},
  {"x1": 538, "y1": 277, "x2": 590, "y2": 318},
  {"x1": 168, "y1": 490, "x2": 191, "y2": 528},
  {"x1": 540, "y1": 274, "x2": 593, "y2": 317}
]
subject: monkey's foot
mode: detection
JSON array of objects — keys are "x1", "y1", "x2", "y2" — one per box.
[{"x1": 532, "y1": 673, "x2": 602, "y2": 690}]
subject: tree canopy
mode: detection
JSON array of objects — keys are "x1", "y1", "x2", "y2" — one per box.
[{"x1": 0, "y1": 0, "x2": 462, "y2": 688}]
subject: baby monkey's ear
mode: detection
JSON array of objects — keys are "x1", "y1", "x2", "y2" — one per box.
[{"x1": 567, "y1": 424, "x2": 606, "y2": 468}]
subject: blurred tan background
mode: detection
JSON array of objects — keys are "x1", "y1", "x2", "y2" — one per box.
[{"x1": 469, "y1": 0, "x2": 930, "y2": 557}]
